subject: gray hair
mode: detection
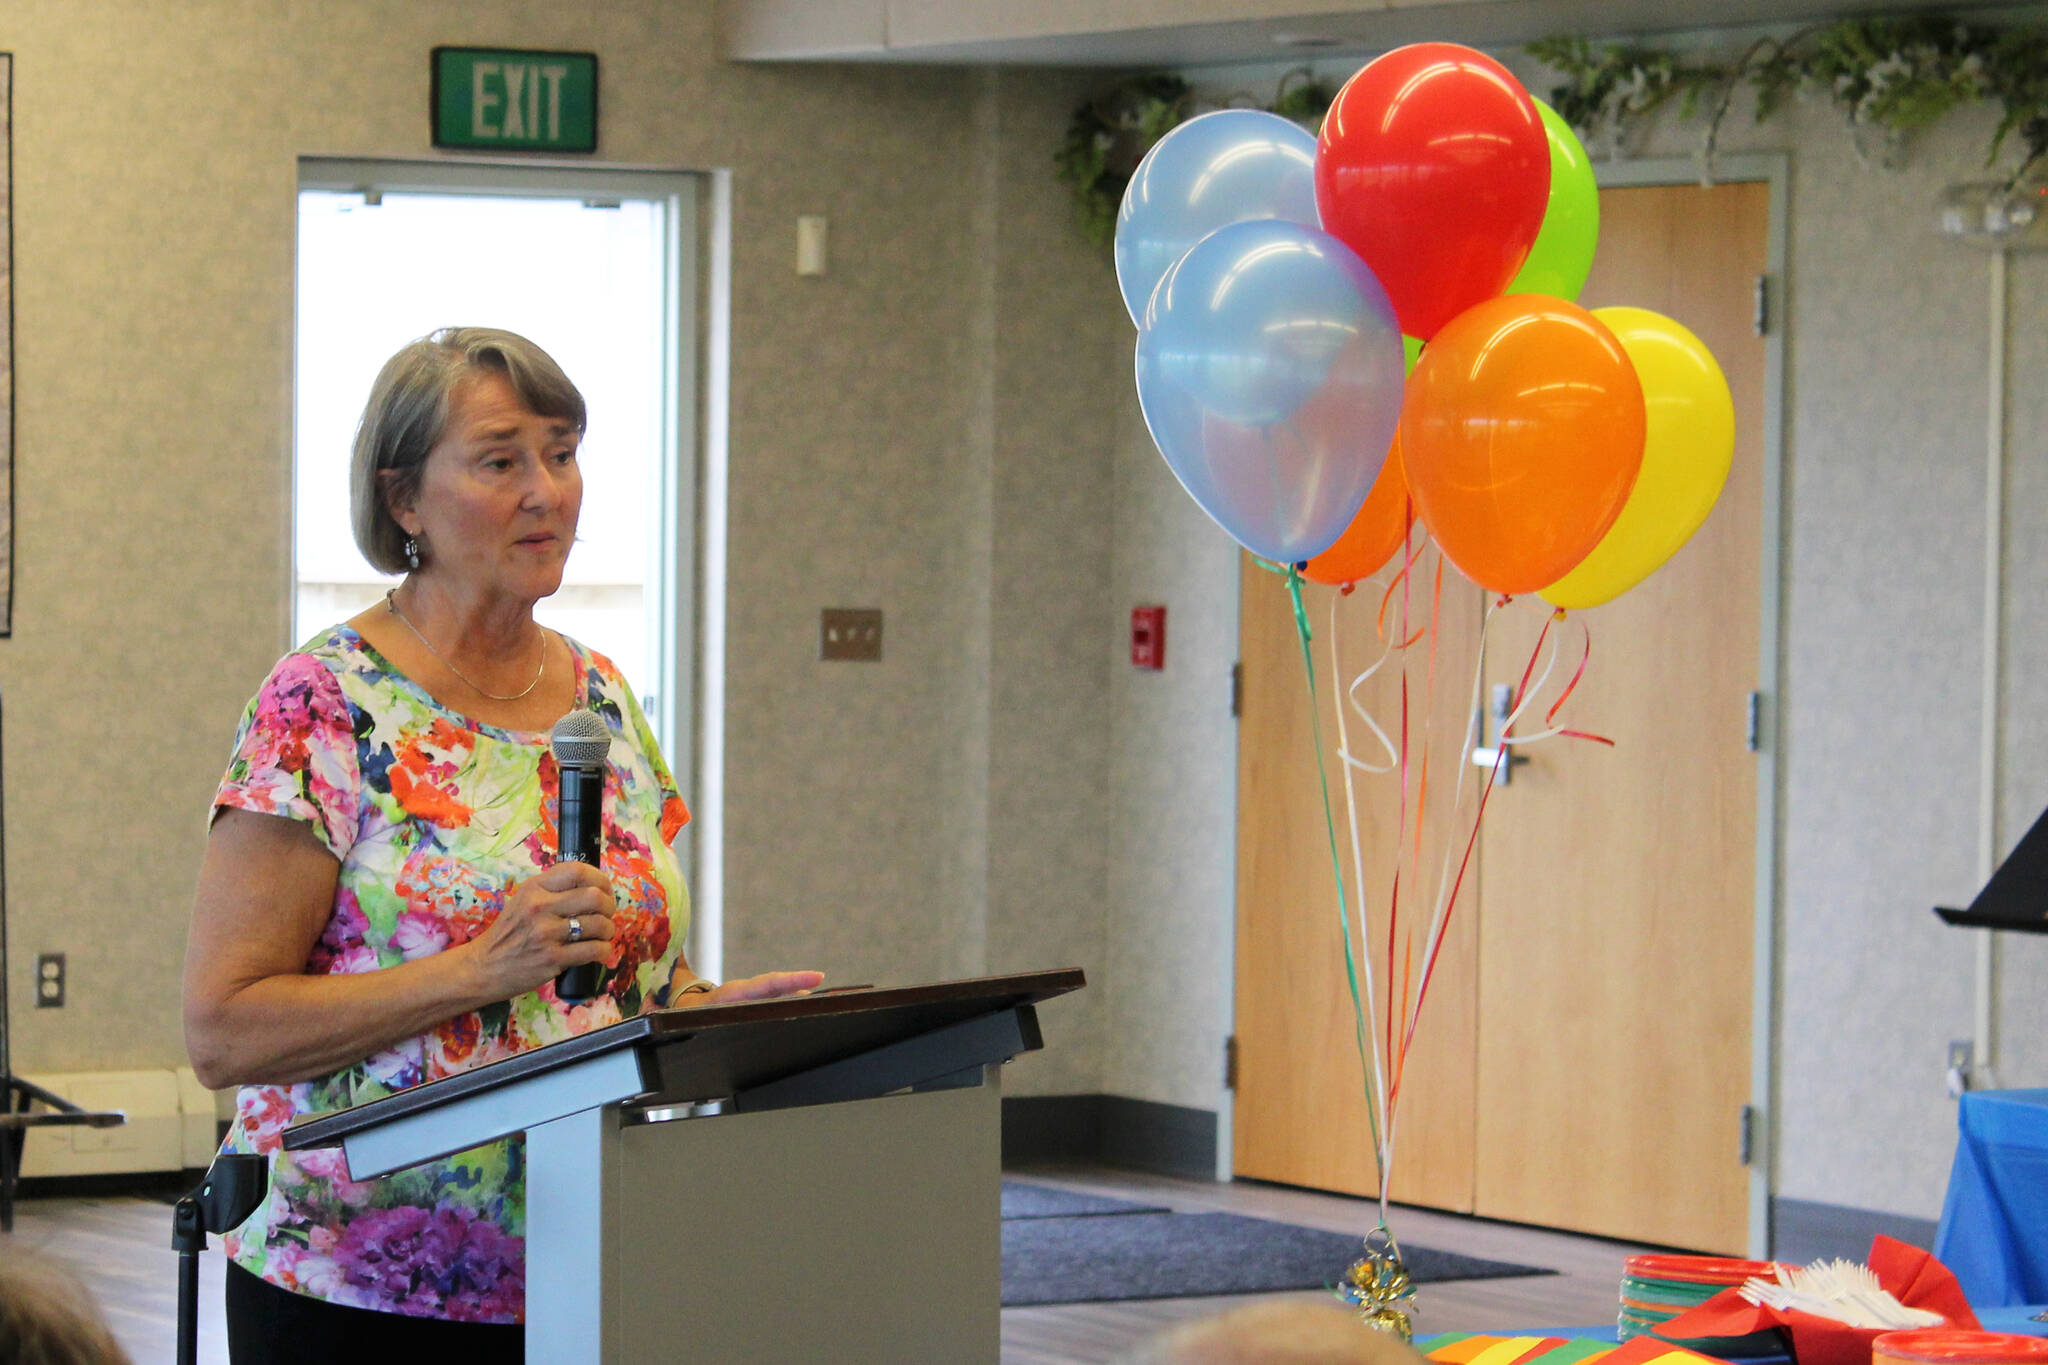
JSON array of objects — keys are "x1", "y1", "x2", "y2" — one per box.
[{"x1": 349, "y1": 327, "x2": 587, "y2": 575}]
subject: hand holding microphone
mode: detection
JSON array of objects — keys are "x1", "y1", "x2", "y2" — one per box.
[
  {"x1": 551, "y1": 710, "x2": 612, "y2": 1002},
  {"x1": 471, "y1": 862, "x2": 613, "y2": 1003}
]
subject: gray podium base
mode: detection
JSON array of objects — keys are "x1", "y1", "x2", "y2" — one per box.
[{"x1": 528, "y1": 1067, "x2": 1001, "y2": 1364}]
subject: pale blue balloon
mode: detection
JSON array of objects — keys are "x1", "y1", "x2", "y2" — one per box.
[
  {"x1": 1142, "y1": 220, "x2": 1357, "y2": 427},
  {"x1": 1115, "y1": 109, "x2": 1320, "y2": 328},
  {"x1": 1135, "y1": 220, "x2": 1405, "y2": 564}
]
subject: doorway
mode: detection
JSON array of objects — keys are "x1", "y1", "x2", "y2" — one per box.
[
  {"x1": 291, "y1": 157, "x2": 718, "y2": 970},
  {"x1": 1233, "y1": 173, "x2": 1777, "y2": 1254},
  {"x1": 293, "y1": 159, "x2": 699, "y2": 751}
]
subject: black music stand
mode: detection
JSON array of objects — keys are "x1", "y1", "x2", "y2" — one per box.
[{"x1": 1935, "y1": 803, "x2": 2048, "y2": 934}]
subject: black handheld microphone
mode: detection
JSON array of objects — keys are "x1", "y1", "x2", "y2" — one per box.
[{"x1": 551, "y1": 710, "x2": 612, "y2": 1003}]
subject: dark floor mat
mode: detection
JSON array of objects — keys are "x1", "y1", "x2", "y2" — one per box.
[
  {"x1": 1001, "y1": 1180, "x2": 1170, "y2": 1220},
  {"x1": 1002, "y1": 1210, "x2": 1553, "y2": 1307}
]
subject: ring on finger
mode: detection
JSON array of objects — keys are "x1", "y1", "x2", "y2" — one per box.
[{"x1": 567, "y1": 915, "x2": 584, "y2": 944}]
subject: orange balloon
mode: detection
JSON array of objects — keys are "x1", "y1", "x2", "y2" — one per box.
[
  {"x1": 1399, "y1": 296, "x2": 1645, "y2": 593},
  {"x1": 1305, "y1": 438, "x2": 1411, "y2": 586}
]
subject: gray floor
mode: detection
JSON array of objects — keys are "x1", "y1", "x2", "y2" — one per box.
[
  {"x1": 1, "y1": 1166, "x2": 1649, "y2": 1364},
  {"x1": 1001, "y1": 1166, "x2": 1650, "y2": 1363}
]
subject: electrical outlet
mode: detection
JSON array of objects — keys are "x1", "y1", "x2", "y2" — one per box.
[
  {"x1": 35, "y1": 953, "x2": 64, "y2": 1008},
  {"x1": 1946, "y1": 1038, "x2": 1974, "y2": 1097}
]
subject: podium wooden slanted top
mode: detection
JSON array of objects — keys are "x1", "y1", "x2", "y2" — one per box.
[{"x1": 283, "y1": 967, "x2": 1084, "y2": 1364}]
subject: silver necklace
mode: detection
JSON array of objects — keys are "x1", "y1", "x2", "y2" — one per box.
[{"x1": 384, "y1": 589, "x2": 548, "y2": 702}]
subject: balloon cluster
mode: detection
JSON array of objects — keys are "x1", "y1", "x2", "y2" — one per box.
[{"x1": 1118, "y1": 43, "x2": 1735, "y2": 608}]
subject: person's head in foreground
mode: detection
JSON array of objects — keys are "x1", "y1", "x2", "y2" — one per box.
[
  {"x1": 0, "y1": 1256, "x2": 132, "y2": 1365},
  {"x1": 1123, "y1": 1300, "x2": 1430, "y2": 1365}
]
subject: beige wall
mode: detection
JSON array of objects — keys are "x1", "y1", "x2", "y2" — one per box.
[
  {"x1": 7, "y1": 0, "x2": 295, "y2": 1075},
  {"x1": 1102, "y1": 378, "x2": 1240, "y2": 1114},
  {"x1": 0, "y1": 2, "x2": 1123, "y2": 1097}
]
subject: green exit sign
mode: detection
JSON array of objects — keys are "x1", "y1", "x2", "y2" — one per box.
[{"x1": 432, "y1": 47, "x2": 598, "y2": 153}]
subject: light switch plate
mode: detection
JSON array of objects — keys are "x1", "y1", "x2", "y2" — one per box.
[{"x1": 797, "y1": 215, "x2": 829, "y2": 276}]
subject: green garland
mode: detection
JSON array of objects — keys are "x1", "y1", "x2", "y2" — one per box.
[
  {"x1": 1054, "y1": 70, "x2": 1335, "y2": 249},
  {"x1": 1527, "y1": 16, "x2": 2048, "y2": 182},
  {"x1": 1054, "y1": 17, "x2": 2046, "y2": 248}
]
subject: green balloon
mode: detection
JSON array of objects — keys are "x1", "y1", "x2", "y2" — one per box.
[
  {"x1": 1403, "y1": 334, "x2": 1423, "y2": 376},
  {"x1": 1508, "y1": 100, "x2": 1599, "y2": 300}
]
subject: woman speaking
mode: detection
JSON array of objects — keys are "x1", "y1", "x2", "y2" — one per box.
[{"x1": 183, "y1": 328, "x2": 820, "y2": 1360}]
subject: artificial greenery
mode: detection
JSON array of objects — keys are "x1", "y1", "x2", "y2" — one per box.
[
  {"x1": 1054, "y1": 70, "x2": 1334, "y2": 249},
  {"x1": 1053, "y1": 16, "x2": 2047, "y2": 248},
  {"x1": 1528, "y1": 16, "x2": 2048, "y2": 182}
]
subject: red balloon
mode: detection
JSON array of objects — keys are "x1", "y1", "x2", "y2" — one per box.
[{"x1": 1315, "y1": 44, "x2": 1550, "y2": 342}]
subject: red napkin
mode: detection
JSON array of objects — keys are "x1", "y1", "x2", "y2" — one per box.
[{"x1": 1655, "y1": 1238, "x2": 1982, "y2": 1365}]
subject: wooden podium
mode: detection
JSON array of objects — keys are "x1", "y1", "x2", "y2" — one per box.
[{"x1": 284, "y1": 968, "x2": 1084, "y2": 1363}]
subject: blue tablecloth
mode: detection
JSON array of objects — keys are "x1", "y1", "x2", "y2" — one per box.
[
  {"x1": 1981, "y1": 1306, "x2": 2048, "y2": 1334},
  {"x1": 1934, "y1": 1089, "x2": 2048, "y2": 1307}
]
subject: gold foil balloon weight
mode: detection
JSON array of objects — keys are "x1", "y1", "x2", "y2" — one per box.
[{"x1": 1341, "y1": 1223, "x2": 1418, "y2": 1339}]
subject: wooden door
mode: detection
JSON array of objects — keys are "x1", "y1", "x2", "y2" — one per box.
[
  {"x1": 1233, "y1": 181, "x2": 1767, "y2": 1253},
  {"x1": 1471, "y1": 181, "x2": 1767, "y2": 1253},
  {"x1": 1234, "y1": 558, "x2": 1482, "y2": 1210}
]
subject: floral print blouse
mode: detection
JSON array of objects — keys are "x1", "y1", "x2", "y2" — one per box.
[{"x1": 211, "y1": 626, "x2": 690, "y2": 1323}]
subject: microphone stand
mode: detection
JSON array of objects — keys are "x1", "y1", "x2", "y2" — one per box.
[{"x1": 172, "y1": 1155, "x2": 265, "y2": 1365}]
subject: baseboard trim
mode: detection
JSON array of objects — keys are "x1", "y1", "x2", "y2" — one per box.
[
  {"x1": 1002, "y1": 1095, "x2": 1103, "y2": 1166},
  {"x1": 1002, "y1": 1094, "x2": 1217, "y2": 1180},
  {"x1": 1770, "y1": 1196, "x2": 1938, "y2": 1262}
]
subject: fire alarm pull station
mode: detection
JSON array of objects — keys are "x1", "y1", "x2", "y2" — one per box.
[{"x1": 1131, "y1": 605, "x2": 1166, "y2": 670}]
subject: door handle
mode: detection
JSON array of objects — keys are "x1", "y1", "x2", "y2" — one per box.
[
  {"x1": 1471, "y1": 684, "x2": 1531, "y2": 786},
  {"x1": 1470, "y1": 744, "x2": 1531, "y2": 784},
  {"x1": 1470, "y1": 744, "x2": 1530, "y2": 782}
]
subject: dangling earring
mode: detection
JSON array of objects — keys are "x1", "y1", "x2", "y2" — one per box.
[{"x1": 404, "y1": 537, "x2": 421, "y2": 571}]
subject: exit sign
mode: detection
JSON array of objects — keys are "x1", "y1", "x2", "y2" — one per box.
[{"x1": 432, "y1": 47, "x2": 598, "y2": 153}]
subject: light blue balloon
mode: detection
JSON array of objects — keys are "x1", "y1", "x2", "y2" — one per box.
[
  {"x1": 1142, "y1": 220, "x2": 1358, "y2": 427},
  {"x1": 1135, "y1": 220, "x2": 1405, "y2": 565},
  {"x1": 1115, "y1": 109, "x2": 1320, "y2": 328}
]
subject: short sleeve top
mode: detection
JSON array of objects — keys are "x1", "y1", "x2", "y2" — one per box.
[{"x1": 211, "y1": 625, "x2": 689, "y2": 1324}]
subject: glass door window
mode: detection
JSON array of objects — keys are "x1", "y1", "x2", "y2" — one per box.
[{"x1": 294, "y1": 169, "x2": 694, "y2": 751}]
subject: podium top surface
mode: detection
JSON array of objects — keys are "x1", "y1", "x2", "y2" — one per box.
[{"x1": 283, "y1": 967, "x2": 1083, "y2": 1151}]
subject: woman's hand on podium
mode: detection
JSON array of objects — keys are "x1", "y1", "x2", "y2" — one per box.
[{"x1": 670, "y1": 970, "x2": 825, "y2": 1008}]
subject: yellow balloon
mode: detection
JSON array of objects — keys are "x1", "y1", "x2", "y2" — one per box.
[{"x1": 1540, "y1": 306, "x2": 1733, "y2": 609}]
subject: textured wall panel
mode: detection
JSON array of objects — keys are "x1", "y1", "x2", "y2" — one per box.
[
  {"x1": 1102, "y1": 394, "x2": 1241, "y2": 1112},
  {"x1": 1992, "y1": 242, "x2": 2048, "y2": 1096},
  {"x1": 982, "y1": 71, "x2": 1121, "y2": 1097},
  {"x1": 4, "y1": 0, "x2": 293, "y2": 1075}
]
